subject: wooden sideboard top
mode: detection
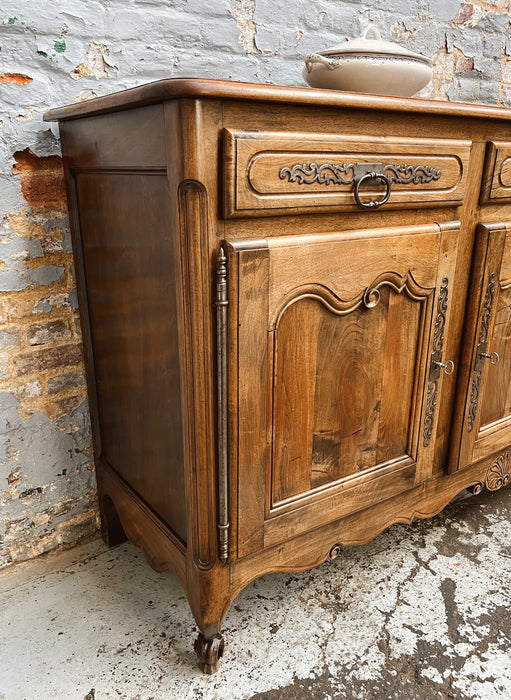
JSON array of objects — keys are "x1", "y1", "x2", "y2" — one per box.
[{"x1": 43, "y1": 77, "x2": 511, "y2": 123}]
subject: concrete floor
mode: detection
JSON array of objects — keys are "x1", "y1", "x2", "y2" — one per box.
[{"x1": 1, "y1": 488, "x2": 511, "y2": 700}]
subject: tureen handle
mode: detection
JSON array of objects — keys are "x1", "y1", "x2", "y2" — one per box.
[
  {"x1": 305, "y1": 53, "x2": 336, "y2": 72},
  {"x1": 361, "y1": 24, "x2": 382, "y2": 41}
]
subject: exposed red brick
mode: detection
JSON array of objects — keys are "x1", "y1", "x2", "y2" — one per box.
[
  {"x1": 47, "y1": 370, "x2": 86, "y2": 394},
  {"x1": 26, "y1": 319, "x2": 71, "y2": 346},
  {"x1": 12, "y1": 148, "x2": 66, "y2": 208},
  {"x1": 48, "y1": 394, "x2": 86, "y2": 419},
  {"x1": 13, "y1": 343, "x2": 84, "y2": 376},
  {"x1": 456, "y1": 55, "x2": 474, "y2": 73},
  {"x1": 0, "y1": 73, "x2": 33, "y2": 85},
  {"x1": 453, "y1": 3, "x2": 474, "y2": 25}
]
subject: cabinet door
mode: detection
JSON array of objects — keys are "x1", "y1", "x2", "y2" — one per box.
[
  {"x1": 226, "y1": 222, "x2": 459, "y2": 558},
  {"x1": 452, "y1": 222, "x2": 511, "y2": 469}
]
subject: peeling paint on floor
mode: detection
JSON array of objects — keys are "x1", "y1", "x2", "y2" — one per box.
[{"x1": 0, "y1": 488, "x2": 510, "y2": 699}]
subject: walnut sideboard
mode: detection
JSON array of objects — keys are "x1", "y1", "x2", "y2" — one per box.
[{"x1": 45, "y1": 79, "x2": 511, "y2": 673}]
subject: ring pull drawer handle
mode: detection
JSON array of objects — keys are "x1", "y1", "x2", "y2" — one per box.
[
  {"x1": 434, "y1": 359, "x2": 455, "y2": 375},
  {"x1": 354, "y1": 171, "x2": 392, "y2": 210},
  {"x1": 479, "y1": 351, "x2": 500, "y2": 366}
]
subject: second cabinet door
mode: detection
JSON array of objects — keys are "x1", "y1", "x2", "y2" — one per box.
[
  {"x1": 227, "y1": 222, "x2": 459, "y2": 558},
  {"x1": 452, "y1": 222, "x2": 511, "y2": 469}
]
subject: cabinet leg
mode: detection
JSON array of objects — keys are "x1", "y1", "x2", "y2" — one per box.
[
  {"x1": 194, "y1": 631, "x2": 225, "y2": 674},
  {"x1": 99, "y1": 494, "x2": 127, "y2": 547},
  {"x1": 187, "y1": 566, "x2": 231, "y2": 673}
]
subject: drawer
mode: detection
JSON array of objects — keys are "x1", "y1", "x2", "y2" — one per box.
[
  {"x1": 223, "y1": 130, "x2": 471, "y2": 218},
  {"x1": 481, "y1": 142, "x2": 511, "y2": 201}
]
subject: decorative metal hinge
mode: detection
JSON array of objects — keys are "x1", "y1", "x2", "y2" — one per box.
[
  {"x1": 467, "y1": 273, "x2": 496, "y2": 432},
  {"x1": 215, "y1": 247, "x2": 229, "y2": 563},
  {"x1": 423, "y1": 277, "x2": 449, "y2": 447}
]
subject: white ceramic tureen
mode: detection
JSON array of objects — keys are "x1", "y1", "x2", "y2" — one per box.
[{"x1": 303, "y1": 24, "x2": 432, "y2": 97}]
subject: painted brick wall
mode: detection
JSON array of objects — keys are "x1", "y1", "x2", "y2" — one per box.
[{"x1": 0, "y1": 0, "x2": 510, "y2": 569}]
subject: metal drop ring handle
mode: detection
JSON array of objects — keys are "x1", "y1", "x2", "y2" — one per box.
[
  {"x1": 480, "y1": 351, "x2": 500, "y2": 366},
  {"x1": 434, "y1": 359, "x2": 455, "y2": 375},
  {"x1": 354, "y1": 172, "x2": 392, "y2": 210}
]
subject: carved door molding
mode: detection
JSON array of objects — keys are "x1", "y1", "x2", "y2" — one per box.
[
  {"x1": 452, "y1": 221, "x2": 511, "y2": 470},
  {"x1": 226, "y1": 222, "x2": 459, "y2": 558}
]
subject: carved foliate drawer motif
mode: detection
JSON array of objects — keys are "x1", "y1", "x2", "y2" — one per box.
[{"x1": 223, "y1": 130, "x2": 471, "y2": 217}]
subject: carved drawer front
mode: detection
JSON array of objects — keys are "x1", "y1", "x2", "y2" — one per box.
[
  {"x1": 481, "y1": 142, "x2": 511, "y2": 201},
  {"x1": 223, "y1": 130, "x2": 471, "y2": 218},
  {"x1": 227, "y1": 221, "x2": 460, "y2": 557}
]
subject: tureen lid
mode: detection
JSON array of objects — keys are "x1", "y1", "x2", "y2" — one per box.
[{"x1": 319, "y1": 24, "x2": 432, "y2": 65}]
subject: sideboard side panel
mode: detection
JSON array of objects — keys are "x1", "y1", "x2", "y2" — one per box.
[{"x1": 60, "y1": 111, "x2": 187, "y2": 545}]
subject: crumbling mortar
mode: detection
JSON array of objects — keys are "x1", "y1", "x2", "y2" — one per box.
[
  {"x1": 21, "y1": 251, "x2": 73, "y2": 271},
  {"x1": 0, "y1": 288, "x2": 76, "y2": 325},
  {"x1": 15, "y1": 395, "x2": 87, "y2": 422},
  {"x1": 1, "y1": 313, "x2": 71, "y2": 340},
  {"x1": 1, "y1": 507, "x2": 100, "y2": 565}
]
